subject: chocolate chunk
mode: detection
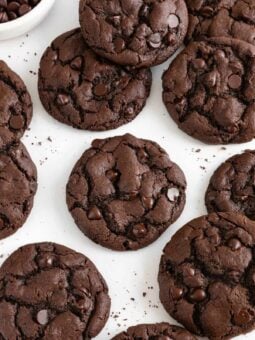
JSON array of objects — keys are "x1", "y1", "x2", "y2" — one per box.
[
  {"x1": 0, "y1": 242, "x2": 111, "y2": 338},
  {"x1": 79, "y1": 0, "x2": 188, "y2": 68},
  {"x1": 159, "y1": 212, "x2": 255, "y2": 339},
  {"x1": 38, "y1": 29, "x2": 152, "y2": 131},
  {"x1": 66, "y1": 134, "x2": 186, "y2": 251}
]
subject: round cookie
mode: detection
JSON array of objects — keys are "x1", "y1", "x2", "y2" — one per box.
[
  {"x1": 79, "y1": 0, "x2": 188, "y2": 68},
  {"x1": 162, "y1": 38, "x2": 255, "y2": 144},
  {"x1": 185, "y1": 0, "x2": 255, "y2": 46},
  {"x1": 111, "y1": 322, "x2": 197, "y2": 339},
  {"x1": 158, "y1": 212, "x2": 255, "y2": 339},
  {"x1": 38, "y1": 29, "x2": 152, "y2": 131},
  {"x1": 66, "y1": 134, "x2": 186, "y2": 251},
  {"x1": 0, "y1": 142, "x2": 37, "y2": 239},
  {"x1": 0, "y1": 60, "x2": 32, "y2": 149},
  {"x1": 0, "y1": 242, "x2": 111, "y2": 339},
  {"x1": 206, "y1": 150, "x2": 255, "y2": 220}
]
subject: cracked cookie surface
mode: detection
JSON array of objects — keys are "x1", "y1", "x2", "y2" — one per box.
[
  {"x1": 111, "y1": 322, "x2": 197, "y2": 339},
  {"x1": 66, "y1": 134, "x2": 186, "y2": 251},
  {"x1": 206, "y1": 150, "x2": 255, "y2": 220},
  {"x1": 38, "y1": 29, "x2": 152, "y2": 131},
  {"x1": 185, "y1": 0, "x2": 255, "y2": 45},
  {"x1": 79, "y1": 0, "x2": 188, "y2": 68},
  {"x1": 159, "y1": 212, "x2": 255, "y2": 339},
  {"x1": 0, "y1": 242, "x2": 111, "y2": 339},
  {"x1": 0, "y1": 142, "x2": 37, "y2": 239},
  {"x1": 162, "y1": 38, "x2": 255, "y2": 144},
  {"x1": 0, "y1": 60, "x2": 32, "y2": 149}
]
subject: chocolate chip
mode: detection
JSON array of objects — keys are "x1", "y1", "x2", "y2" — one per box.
[
  {"x1": 70, "y1": 56, "x2": 83, "y2": 70},
  {"x1": 189, "y1": 288, "x2": 207, "y2": 302},
  {"x1": 0, "y1": 0, "x2": 7, "y2": 9},
  {"x1": 18, "y1": 4, "x2": 31, "y2": 16},
  {"x1": 126, "y1": 106, "x2": 134, "y2": 115},
  {"x1": 94, "y1": 83, "x2": 108, "y2": 96},
  {"x1": 167, "y1": 33, "x2": 177, "y2": 45},
  {"x1": 228, "y1": 238, "x2": 241, "y2": 251},
  {"x1": 0, "y1": 11, "x2": 8, "y2": 22},
  {"x1": 88, "y1": 206, "x2": 102, "y2": 220},
  {"x1": 167, "y1": 188, "x2": 180, "y2": 201},
  {"x1": 201, "y1": 6, "x2": 214, "y2": 17},
  {"x1": 192, "y1": 58, "x2": 206, "y2": 69},
  {"x1": 171, "y1": 287, "x2": 183, "y2": 300},
  {"x1": 129, "y1": 191, "x2": 138, "y2": 199},
  {"x1": 228, "y1": 74, "x2": 242, "y2": 89},
  {"x1": 148, "y1": 33, "x2": 161, "y2": 48},
  {"x1": 106, "y1": 169, "x2": 118, "y2": 181},
  {"x1": 57, "y1": 94, "x2": 69, "y2": 106},
  {"x1": 132, "y1": 223, "x2": 147, "y2": 238},
  {"x1": 9, "y1": 115, "x2": 24, "y2": 130},
  {"x1": 234, "y1": 309, "x2": 252, "y2": 326},
  {"x1": 142, "y1": 196, "x2": 154, "y2": 209},
  {"x1": 36, "y1": 309, "x2": 48, "y2": 325},
  {"x1": 168, "y1": 14, "x2": 179, "y2": 28},
  {"x1": 114, "y1": 37, "x2": 125, "y2": 52}
]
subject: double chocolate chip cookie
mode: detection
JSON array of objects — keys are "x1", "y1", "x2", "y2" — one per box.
[
  {"x1": 66, "y1": 134, "x2": 186, "y2": 251},
  {"x1": 112, "y1": 322, "x2": 197, "y2": 339},
  {"x1": 163, "y1": 38, "x2": 255, "y2": 144},
  {"x1": 185, "y1": 0, "x2": 255, "y2": 46},
  {"x1": 0, "y1": 142, "x2": 37, "y2": 239},
  {"x1": 0, "y1": 60, "x2": 32, "y2": 149},
  {"x1": 206, "y1": 150, "x2": 255, "y2": 220},
  {"x1": 79, "y1": 0, "x2": 188, "y2": 68},
  {"x1": 38, "y1": 29, "x2": 152, "y2": 131},
  {"x1": 159, "y1": 212, "x2": 255, "y2": 339},
  {"x1": 0, "y1": 242, "x2": 111, "y2": 339}
]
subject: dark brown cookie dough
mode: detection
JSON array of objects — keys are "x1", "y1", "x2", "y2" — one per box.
[
  {"x1": 0, "y1": 60, "x2": 32, "y2": 149},
  {"x1": 0, "y1": 242, "x2": 111, "y2": 339},
  {"x1": 206, "y1": 150, "x2": 255, "y2": 220},
  {"x1": 159, "y1": 212, "x2": 255, "y2": 339},
  {"x1": 79, "y1": 0, "x2": 188, "y2": 68},
  {"x1": 38, "y1": 29, "x2": 152, "y2": 131},
  {"x1": 66, "y1": 134, "x2": 186, "y2": 251},
  {"x1": 111, "y1": 322, "x2": 197, "y2": 339},
  {"x1": 162, "y1": 38, "x2": 255, "y2": 144},
  {"x1": 0, "y1": 142, "x2": 37, "y2": 239},
  {"x1": 185, "y1": 0, "x2": 255, "y2": 46}
]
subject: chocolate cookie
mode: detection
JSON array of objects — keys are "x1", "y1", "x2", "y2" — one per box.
[
  {"x1": 205, "y1": 150, "x2": 255, "y2": 220},
  {"x1": 162, "y1": 38, "x2": 255, "y2": 144},
  {"x1": 0, "y1": 142, "x2": 37, "y2": 239},
  {"x1": 38, "y1": 29, "x2": 152, "y2": 131},
  {"x1": 66, "y1": 134, "x2": 186, "y2": 251},
  {"x1": 0, "y1": 60, "x2": 32, "y2": 149},
  {"x1": 111, "y1": 322, "x2": 197, "y2": 339},
  {"x1": 79, "y1": 0, "x2": 188, "y2": 68},
  {"x1": 0, "y1": 242, "x2": 111, "y2": 339},
  {"x1": 158, "y1": 212, "x2": 255, "y2": 339},
  {"x1": 185, "y1": 0, "x2": 255, "y2": 46}
]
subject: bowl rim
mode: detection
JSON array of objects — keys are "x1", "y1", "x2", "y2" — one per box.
[{"x1": 0, "y1": 0, "x2": 55, "y2": 31}]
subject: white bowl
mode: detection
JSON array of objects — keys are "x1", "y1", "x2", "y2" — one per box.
[{"x1": 0, "y1": 0, "x2": 55, "y2": 40}]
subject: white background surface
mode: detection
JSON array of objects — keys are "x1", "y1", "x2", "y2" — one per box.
[{"x1": 0, "y1": 1, "x2": 253, "y2": 339}]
